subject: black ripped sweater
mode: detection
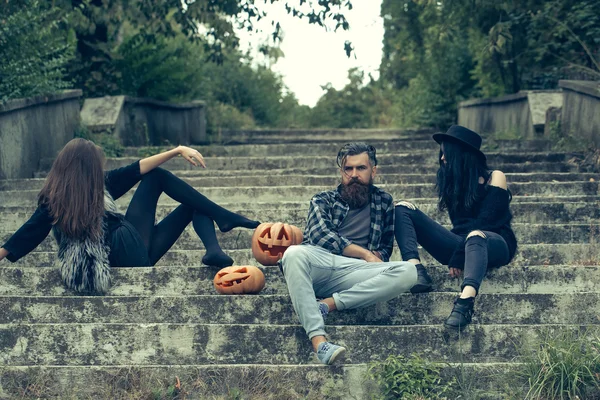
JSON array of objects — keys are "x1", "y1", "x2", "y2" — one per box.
[{"x1": 447, "y1": 184, "x2": 518, "y2": 269}]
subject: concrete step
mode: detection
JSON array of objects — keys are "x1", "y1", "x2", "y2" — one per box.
[
  {"x1": 121, "y1": 139, "x2": 553, "y2": 157},
  {"x1": 2, "y1": 181, "x2": 598, "y2": 206},
  {"x1": 2, "y1": 224, "x2": 596, "y2": 255},
  {"x1": 34, "y1": 162, "x2": 583, "y2": 179},
  {"x1": 0, "y1": 363, "x2": 513, "y2": 400},
  {"x1": 3, "y1": 201, "x2": 598, "y2": 231},
  {"x1": 38, "y1": 152, "x2": 582, "y2": 173},
  {"x1": 9, "y1": 244, "x2": 600, "y2": 269},
  {"x1": 3, "y1": 172, "x2": 598, "y2": 191},
  {"x1": 211, "y1": 128, "x2": 436, "y2": 144},
  {"x1": 0, "y1": 323, "x2": 595, "y2": 365},
  {"x1": 2, "y1": 292, "x2": 598, "y2": 325},
  {"x1": 2, "y1": 265, "x2": 597, "y2": 297}
]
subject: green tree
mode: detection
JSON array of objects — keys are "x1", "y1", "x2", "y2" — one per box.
[
  {"x1": 309, "y1": 68, "x2": 392, "y2": 128},
  {"x1": 374, "y1": 0, "x2": 600, "y2": 129},
  {"x1": 54, "y1": 0, "x2": 353, "y2": 97},
  {"x1": 0, "y1": 0, "x2": 75, "y2": 102},
  {"x1": 115, "y1": 32, "x2": 306, "y2": 132}
]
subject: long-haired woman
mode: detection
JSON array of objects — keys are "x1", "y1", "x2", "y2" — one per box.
[
  {"x1": 394, "y1": 125, "x2": 517, "y2": 331},
  {"x1": 0, "y1": 139, "x2": 259, "y2": 293}
]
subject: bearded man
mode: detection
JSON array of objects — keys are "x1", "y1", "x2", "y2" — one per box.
[{"x1": 280, "y1": 142, "x2": 417, "y2": 365}]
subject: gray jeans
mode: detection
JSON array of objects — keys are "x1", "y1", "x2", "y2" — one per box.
[{"x1": 281, "y1": 244, "x2": 418, "y2": 339}]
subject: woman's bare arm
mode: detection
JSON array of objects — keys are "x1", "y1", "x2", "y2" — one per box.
[{"x1": 139, "y1": 145, "x2": 206, "y2": 175}]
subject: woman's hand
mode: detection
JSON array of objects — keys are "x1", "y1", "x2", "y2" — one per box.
[
  {"x1": 396, "y1": 201, "x2": 416, "y2": 210},
  {"x1": 449, "y1": 267, "x2": 462, "y2": 278},
  {"x1": 178, "y1": 146, "x2": 206, "y2": 168}
]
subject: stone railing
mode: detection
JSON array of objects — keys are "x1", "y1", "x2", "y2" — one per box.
[
  {"x1": 81, "y1": 96, "x2": 206, "y2": 146},
  {"x1": 559, "y1": 80, "x2": 600, "y2": 147},
  {"x1": 458, "y1": 91, "x2": 563, "y2": 138},
  {"x1": 0, "y1": 90, "x2": 82, "y2": 179}
]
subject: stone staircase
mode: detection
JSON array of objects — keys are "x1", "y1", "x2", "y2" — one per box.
[{"x1": 0, "y1": 130, "x2": 599, "y2": 399}]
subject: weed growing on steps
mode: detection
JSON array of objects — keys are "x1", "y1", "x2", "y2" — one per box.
[
  {"x1": 512, "y1": 329, "x2": 600, "y2": 399},
  {"x1": 445, "y1": 329, "x2": 500, "y2": 400},
  {"x1": 74, "y1": 124, "x2": 125, "y2": 157},
  {"x1": 366, "y1": 353, "x2": 456, "y2": 399},
  {"x1": 579, "y1": 223, "x2": 600, "y2": 266}
]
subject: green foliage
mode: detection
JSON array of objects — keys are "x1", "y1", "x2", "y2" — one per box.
[
  {"x1": 514, "y1": 330, "x2": 600, "y2": 399},
  {"x1": 367, "y1": 354, "x2": 455, "y2": 400},
  {"x1": 151, "y1": 383, "x2": 179, "y2": 400},
  {"x1": 113, "y1": 32, "x2": 303, "y2": 134},
  {"x1": 74, "y1": 125, "x2": 124, "y2": 158},
  {"x1": 545, "y1": 120, "x2": 595, "y2": 152},
  {"x1": 50, "y1": 0, "x2": 351, "y2": 99},
  {"x1": 116, "y1": 34, "x2": 206, "y2": 102},
  {"x1": 354, "y1": 0, "x2": 600, "y2": 130},
  {"x1": 309, "y1": 69, "x2": 394, "y2": 128},
  {"x1": 0, "y1": 0, "x2": 75, "y2": 102},
  {"x1": 207, "y1": 102, "x2": 256, "y2": 134}
]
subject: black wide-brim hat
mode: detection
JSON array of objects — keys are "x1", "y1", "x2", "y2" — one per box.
[{"x1": 432, "y1": 125, "x2": 486, "y2": 160}]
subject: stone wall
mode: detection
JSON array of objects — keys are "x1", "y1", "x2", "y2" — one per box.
[
  {"x1": 0, "y1": 90, "x2": 81, "y2": 180},
  {"x1": 81, "y1": 96, "x2": 206, "y2": 146},
  {"x1": 559, "y1": 80, "x2": 600, "y2": 146},
  {"x1": 458, "y1": 91, "x2": 562, "y2": 138}
]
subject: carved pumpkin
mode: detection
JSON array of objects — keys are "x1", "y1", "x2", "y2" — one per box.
[
  {"x1": 251, "y1": 222, "x2": 303, "y2": 266},
  {"x1": 213, "y1": 265, "x2": 265, "y2": 295}
]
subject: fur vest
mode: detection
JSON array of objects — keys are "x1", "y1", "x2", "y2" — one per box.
[{"x1": 52, "y1": 191, "x2": 118, "y2": 294}]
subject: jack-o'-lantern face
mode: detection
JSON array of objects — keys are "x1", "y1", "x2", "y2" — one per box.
[
  {"x1": 213, "y1": 265, "x2": 265, "y2": 295},
  {"x1": 251, "y1": 222, "x2": 303, "y2": 266}
]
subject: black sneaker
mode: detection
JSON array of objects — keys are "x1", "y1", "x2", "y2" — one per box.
[
  {"x1": 410, "y1": 264, "x2": 433, "y2": 294},
  {"x1": 444, "y1": 297, "x2": 475, "y2": 331}
]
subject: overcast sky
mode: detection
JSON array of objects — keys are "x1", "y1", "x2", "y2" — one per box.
[{"x1": 236, "y1": 1, "x2": 384, "y2": 107}]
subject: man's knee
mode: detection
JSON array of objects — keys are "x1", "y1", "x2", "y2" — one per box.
[
  {"x1": 387, "y1": 261, "x2": 418, "y2": 286},
  {"x1": 281, "y1": 245, "x2": 310, "y2": 274},
  {"x1": 466, "y1": 230, "x2": 486, "y2": 240},
  {"x1": 282, "y1": 244, "x2": 307, "y2": 261}
]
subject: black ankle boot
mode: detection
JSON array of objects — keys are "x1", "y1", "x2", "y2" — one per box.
[
  {"x1": 410, "y1": 264, "x2": 433, "y2": 294},
  {"x1": 444, "y1": 297, "x2": 475, "y2": 331}
]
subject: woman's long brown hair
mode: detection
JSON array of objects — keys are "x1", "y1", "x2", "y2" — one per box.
[{"x1": 38, "y1": 138, "x2": 106, "y2": 240}]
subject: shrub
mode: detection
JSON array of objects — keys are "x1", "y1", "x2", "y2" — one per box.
[
  {"x1": 74, "y1": 125, "x2": 124, "y2": 158},
  {"x1": 514, "y1": 329, "x2": 600, "y2": 399},
  {"x1": 0, "y1": 0, "x2": 75, "y2": 102},
  {"x1": 367, "y1": 354, "x2": 455, "y2": 400}
]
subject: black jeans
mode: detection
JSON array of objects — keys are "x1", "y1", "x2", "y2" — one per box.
[{"x1": 394, "y1": 205, "x2": 510, "y2": 294}]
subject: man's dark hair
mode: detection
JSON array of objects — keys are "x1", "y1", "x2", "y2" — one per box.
[{"x1": 336, "y1": 142, "x2": 378, "y2": 168}]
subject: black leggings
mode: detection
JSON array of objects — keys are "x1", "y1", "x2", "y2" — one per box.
[
  {"x1": 121, "y1": 168, "x2": 256, "y2": 266},
  {"x1": 394, "y1": 205, "x2": 510, "y2": 293}
]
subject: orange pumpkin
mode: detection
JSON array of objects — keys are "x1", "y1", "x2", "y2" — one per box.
[
  {"x1": 213, "y1": 265, "x2": 265, "y2": 295},
  {"x1": 251, "y1": 222, "x2": 303, "y2": 266}
]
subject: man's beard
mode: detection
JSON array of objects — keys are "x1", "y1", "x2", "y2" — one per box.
[{"x1": 340, "y1": 177, "x2": 373, "y2": 209}]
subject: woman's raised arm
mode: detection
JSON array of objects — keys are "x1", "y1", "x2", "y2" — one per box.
[{"x1": 139, "y1": 145, "x2": 206, "y2": 175}]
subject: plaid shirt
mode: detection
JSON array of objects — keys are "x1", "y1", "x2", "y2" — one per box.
[{"x1": 303, "y1": 184, "x2": 395, "y2": 261}]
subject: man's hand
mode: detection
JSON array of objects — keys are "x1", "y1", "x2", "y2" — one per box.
[
  {"x1": 343, "y1": 244, "x2": 382, "y2": 262},
  {"x1": 363, "y1": 252, "x2": 383, "y2": 263}
]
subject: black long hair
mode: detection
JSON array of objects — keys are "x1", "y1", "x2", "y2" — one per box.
[{"x1": 436, "y1": 139, "x2": 490, "y2": 214}]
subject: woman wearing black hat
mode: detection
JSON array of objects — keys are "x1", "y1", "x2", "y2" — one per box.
[{"x1": 394, "y1": 125, "x2": 517, "y2": 331}]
